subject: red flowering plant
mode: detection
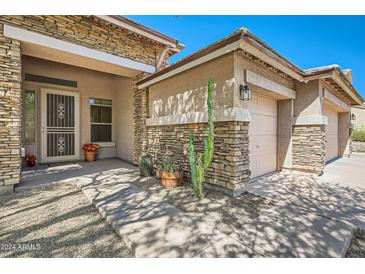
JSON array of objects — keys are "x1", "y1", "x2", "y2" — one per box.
[
  {"x1": 25, "y1": 154, "x2": 37, "y2": 161},
  {"x1": 82, "y1": 143, "x2": 99, "y2": 153}
]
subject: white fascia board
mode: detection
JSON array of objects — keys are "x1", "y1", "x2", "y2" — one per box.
[
  {"x1": 246, "y1": 70, "x2": 296, "y2": 99},
  {"x1": 294, "y1": 115, "x2": 328, "y2": 125},
  {"x1": 324, "y1": 89, "x2": 351, "y2": 112},
  {"x1": 96, "y1": 15, "x2": 177, "y2": 48},
  {"x1": 138, "y1": 40, "x2": 242, "y2": 89},
  {"x1": 3, "y1": 24, "x2": 155, "y2": 74},
  {"x1": 146, "y1": 107, "x2": 251, "y2": 127}
]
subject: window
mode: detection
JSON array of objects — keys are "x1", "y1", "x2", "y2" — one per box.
[
  {"x1": 90, "y1": 98, "x2": 112, "y2": 142},
  {"x1": 24, "y1": 90, "x2": 36, "y2": 144}
]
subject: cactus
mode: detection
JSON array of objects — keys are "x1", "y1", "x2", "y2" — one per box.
[
  {"x1": 138, "y1": 153, "x2": 153, "y2": 177},
  {"x1": 188, "y1": 78, "x2": 215, "y2": 197}
]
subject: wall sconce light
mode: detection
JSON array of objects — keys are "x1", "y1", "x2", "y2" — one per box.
[
  {"x1": 351, "y1": 113, "x2": 356, "y2": 120},
  {"x1": 239, "y1": 84, "x2": 251, "y2": 101},
  {"x1": 239, "y1": 69, "x2": 252, "y2": 101}
]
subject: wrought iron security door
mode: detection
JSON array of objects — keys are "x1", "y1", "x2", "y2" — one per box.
[{"x1": 41, "y1": 89, "x2": 80, "y2": 163}]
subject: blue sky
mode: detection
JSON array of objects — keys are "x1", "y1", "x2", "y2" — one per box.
[{"x1": 128, "y1": 16, "x2": 365, "y2": 97}]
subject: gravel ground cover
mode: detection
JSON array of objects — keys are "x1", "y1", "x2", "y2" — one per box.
[
  {"x1": 0, "y1": 183, "x2": 132, "y2": 258},
  {"x1": 346, "y1": 232, "x2": 365, "y2": 258}
]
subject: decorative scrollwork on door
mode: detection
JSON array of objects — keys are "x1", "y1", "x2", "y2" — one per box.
[
  {"x1": 57, "y1": 136, "x2": 65, "y2": 153},
  {"x1": 57, "y1": 103, "x2": 65, "y2": 119}
]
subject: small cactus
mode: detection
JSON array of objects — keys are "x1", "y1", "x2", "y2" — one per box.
[{"x1": 138, "y1": 153, "x2": 153, "y2": 177}]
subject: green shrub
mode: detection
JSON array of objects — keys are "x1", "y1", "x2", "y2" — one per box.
[
  {"x1": 188, "y1": 78, "x2": 215, "y2": 198},
  {"x1": 353, "y1": 126, "x2": 365, "y2": 142}
]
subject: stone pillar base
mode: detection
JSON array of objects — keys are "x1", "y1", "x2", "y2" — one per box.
[
  {"x1": 0, "y1": 185, "x2": 14, "y2": 196},
  {"x1": 292, "y1": 125, "x2": 326, "y2": 174},
  {"x1": 205, "y1": 182, "x2": 246, "y2": 197}
]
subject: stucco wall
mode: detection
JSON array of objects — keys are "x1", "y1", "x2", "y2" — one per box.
[
  {"x1": 352, "y1": 106, "x2": 365, "y2": 129},
  {"x1": 234, "y1": 51, "x2": 295, "y2": 109},
  {"x1": 22, "y1": 55, "x2": 133, "y2": 162},
  {"x1": 294, "y1": 80, "x2": 321, "y2": 117},
  {"x1": 278, "y1": 99, "x2": 294, "y2": 169},
  {"x1": 148, "y1": 53, "x2": 235, "y2": 118},
  {"x1": 115, "y1": 77, "x2": 134, "y2": 162}
]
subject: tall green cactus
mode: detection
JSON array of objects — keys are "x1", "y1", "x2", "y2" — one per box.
[{"x1": 189, "y1": 78, "x2": 215, "y2": 198}]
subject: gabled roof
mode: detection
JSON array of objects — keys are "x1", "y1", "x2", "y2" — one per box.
[{"x1": 137, "y1": 27, "x2": 363, "y2": 105}]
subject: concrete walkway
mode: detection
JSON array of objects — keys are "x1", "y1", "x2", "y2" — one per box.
[{"x1": 18, "y1": 159, "x2": 260, "y2": 258}]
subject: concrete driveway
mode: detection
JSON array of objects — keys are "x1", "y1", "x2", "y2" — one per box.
[
  {"x1": 319, "y1": 153, "x2": 365, "y2": 190},
  {"x1": 244, "y1": 153, "x2": 365, "y2": 257}
]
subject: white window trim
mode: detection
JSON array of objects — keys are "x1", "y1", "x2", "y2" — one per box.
[
  {"x1": 3, "y1": 24, "x2": 155, "y2": 74},
  {"x1": 94, "y1": 142, "x2": 116, "y2": 148}
]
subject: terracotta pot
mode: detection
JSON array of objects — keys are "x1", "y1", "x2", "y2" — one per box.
[
  {"x1": 85, "y1": 151, "x2": 97, "y2": 162},
  {"x1": 160, "y1": 171, "x2": 183, "y2": 188},
  {"x1": 27, "y1": 160, "x2": 36, "y2": 167}
]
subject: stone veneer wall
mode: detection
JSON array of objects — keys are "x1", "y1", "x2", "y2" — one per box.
[
  {"x1": 0, "y1": 24, "x2": 22, "y2": 190},
  {"x1": 0, "y1": 16, "x2": 166, "y2": 66},
  {"x1": 147, "y1": 121, "x2": 250, "y2": 196},
  {"x1": 292, "y1": 125, "x2": 326, "y2": 174},
  {"x1": 352, "y1": 141, "x2": 365, "y2": 153},
  {"x1": 133, "y1": 80, "x2": 149, "y2": 164}
]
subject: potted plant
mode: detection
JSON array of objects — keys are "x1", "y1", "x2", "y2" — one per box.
[
  {"x1": 25, "y1": 154, "x2": 37, "y2": 167},
  {"x1": 159, "y1": 156, "x2": 183, "y2": 188},
  {"x1": 82, "y1": 143, "x2": 99, "y2": 162}
]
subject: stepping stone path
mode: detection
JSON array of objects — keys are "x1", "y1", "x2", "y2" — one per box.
[{"x1": 75, "y1": 176, "x2": 260, "y2": 258}]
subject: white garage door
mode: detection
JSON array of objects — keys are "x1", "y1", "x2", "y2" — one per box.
[
  {"x1": 248, "y1": 94, "x2": 277, "y2": 178},
  {"x1": 324, "y1": 108, "x2": 339, "y2": 162}
]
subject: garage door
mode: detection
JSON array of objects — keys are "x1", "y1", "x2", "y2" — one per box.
[
  {"x1": 248, "y1": 94, "x2": 277, "y2": 178},
  {"x1": 324, "y1": 108, "x2": 339, "y2": 162}
]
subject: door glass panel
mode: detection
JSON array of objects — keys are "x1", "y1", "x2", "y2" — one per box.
[{"x1": 24, "y1": 90, "x2": 35, "y2": 144}]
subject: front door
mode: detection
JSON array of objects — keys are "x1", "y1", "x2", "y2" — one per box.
[{"x1": 40, "y1": 88, "x2": 80, "y2": 163}]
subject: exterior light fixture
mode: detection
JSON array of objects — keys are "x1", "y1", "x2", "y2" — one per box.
[
  {"x1": 351, "y1": 113, "x2": 356, "y2": 120},
  {"x1": 239, "y1": 84, "x2": 251, "y2": 101},
  {"x1": 239, "y1": 69, "x2": 252, "y2": 101}
]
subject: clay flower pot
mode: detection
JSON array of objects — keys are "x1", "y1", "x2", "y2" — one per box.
[
  {"x1": 27, "y1": 160, "x2": 36, "y2": 167},
  {"x1": 160, "y1": 171, "x2": 183, "y2": 188},
  {"x1": 82, "y1": 143, "x2": 99, "y2": 162},
  {"x1": 85, "y1": 151, "x2": 97, "y2": 162}
]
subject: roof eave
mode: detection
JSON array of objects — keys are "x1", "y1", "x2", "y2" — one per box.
[{"x1": 95, "y1": 15, "x2": 184, "y2": 52}]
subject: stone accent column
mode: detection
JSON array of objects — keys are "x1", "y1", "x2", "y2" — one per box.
[
  {"x1": 292, "y1": 125, "x2": 326, "y2": 174},
  {"x1": 133, "y1": 73, "x2": 150, "y2": 164},
  {"x1": 0, "y1": 24, "x2": 22, "y2": 193},
  {"x1": 147, "y1": 121, "x2": 250, "y2": 196}
]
